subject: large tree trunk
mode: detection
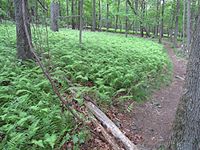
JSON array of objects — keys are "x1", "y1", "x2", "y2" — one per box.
[
  {"x1": 92, "y1": 0, "x2": 96, "y2": 31},
  {"x1": 187, "y1": 0, "x2": 191, "y2": 49},
  {"x1": 50, "y1": 1, "x2": 59, "y2": 32},
  {"x1": 169, "y1": 14, "x2": 200, "y2": 150},
  {"x1": 173, "y1": 0, "x2": 180, "y2": 47},
  {"x1": 14, "y1": 0, "x2": 34, "y2": 60}
]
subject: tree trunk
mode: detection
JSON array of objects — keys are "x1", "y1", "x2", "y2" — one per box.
[
  {"x1": 173, "y1": 0, "x2": 180, "y2": 47},
  {"x1": 115, "y1": 0, "x2": 120, "y2": 32},
  {"x1": 79, "y1": 0, "x2": 83, "y2": 44},
  {"x1": 14, "y1": 0, "x2": 34, "y2": 60},
  {"x1": 187, "y1": 0, "x2": 191, "y2": 49},
  {"x1": 92, "y1": 0, "x2": 96, "y2": 31},
  {"x1": 182, "y1": 0, "x2": 186, "y2": 46},
  {"x1": 71, "y1": 0, "x2": 76, "y2": 29},
  {"x1": 159, "y1": 0, "x2": 165, "y2": 43},
  {"x1": 50, "y1": 1, "x2": 59, "y2": 32},
  {"x1": 98, "y1": 0, "x2": 102, "y2": 31},
  {"x1": 140, "y1": 0, "x2": 145, "y2": 37},
  {"x1": 169, "y1": 14, "x2": 200, "y2": 150},
  {"x1": 155, "y1": 0, "x2": 160, "y2": 37},
  {"x1": 125, "y1": 0, "x2": 128, "y2": 37},
  {"x1": 106, "y1": 1, "x2": 109, "y2": 31}
]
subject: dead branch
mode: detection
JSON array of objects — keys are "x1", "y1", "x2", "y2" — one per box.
[{"x1": 84, "y1": 96, "x2": 138, "y2": 150}]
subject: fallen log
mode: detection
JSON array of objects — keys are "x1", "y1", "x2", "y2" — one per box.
[
  {"x1": 84, "y1": 97, "x2": 138, "y2": 150},
  {"x1": 89, "y1": 114, "x2": 122, "y2": 150}
]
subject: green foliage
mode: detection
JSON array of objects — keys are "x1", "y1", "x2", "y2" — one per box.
[
  {"x1": 0, "y1": 24, "x2": 87, "y2": 149},
  {"x1": 0, "y1": 23, "x2": 172, "y2": 149},
  {"x1": 48, "y1": 27, "x2": 172, "y2": 103}
]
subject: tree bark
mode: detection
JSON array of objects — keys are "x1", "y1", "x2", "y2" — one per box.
[
  {"x1": 50, "y1": 1, "x2": 59, "y2": 32},
  {"x1": 98, "y1": 0, "x2": 102, "y2": 31},
  {"x1": 92, "y1": 0, "x2": 96, "y2": 31},
  {"x1": 174, "y1": 0, "x2": 180, "y2": 47},
  {"x1": 106, "y1": 1, "x2": 109, "y2": 31},
  {"x1": 182, "y1": 0, "x2": 186, "y2": 46},
  {"x1": 187, "y1": 0, "x2": 191, "y2": 49},
  {"x1": 169, "y1": 14, "x2": 200, "y2": 150},
  {"x1": 71, "y1": 0, "x2": 76, "y2": 29},
  {"x1": 115, "y1": 0, "x2": 120, "y2": 32},
  {"x1": 125, "y1": 0, "x2": 128, "y2": 37},
  {"x1": 14, "y1": 0, "x2": 34, "y2": 60},
  {"x1": 159, "y1": 0, "x2": 165, "y2": 43},
  {"x1": 79, "y1": 0, "x2": 83, "y2": 44}
]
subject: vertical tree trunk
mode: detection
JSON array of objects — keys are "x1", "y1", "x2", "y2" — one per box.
[
  {"x1": 71, "y1": 0, "x2": 76, "y2": 29},
  {"x1": 106, "y1": 1, "x2": 109, "y2": 31},
  {"x1": 115, "y1": 0, "x2": 120, "y2": 32},
  {"x1": 174, "y1": 0, "x2": 180, "y2": 47},
  {"x1": 169, "y1": 14, "x2": 200, "y2": 150},
  {"x1": 79, "y1": 0, "x2": 83, "y2": 44},
  {"x1": 159, "y1": 0, "x2": 165, "y2": 43},
  {"x1": 182, "y1": 0, "x2": 186, "y2": 46},
  {"x1": 140, "y1": 0, "x2": 145, "y2": 37},
  {"x1": 14, "y1": 0, "x2": 34, "y2": 60},
  {"x1": 98, "y1": 0, "x2": 102, "y2": 31},
  {"x1": 125, "y1": 0, "x2": 128, "y2": 37},
  {"x1": 50, "y1": 1, "x2": 59, "y2": 32},
  {"x1": 187, "y1": 0, "x2": 191, "y2": 49},
  {"x1": 66, "y1": 0, "x2": 69, "y2": 16},
  {"x1": 155, "y1": 0, "x2": 160, "y2": 37},
  {"x1": 92, "y1": 0, "x2": 96, "y2": 31},
  {"x1": 66, "y1": 0, "x2": 69, "y2": 27},
  {"x1": 161, "y1": 0, "x2": 164, "y2": 37}
]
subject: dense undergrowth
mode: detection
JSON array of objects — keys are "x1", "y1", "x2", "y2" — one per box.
[{"x1": 0, "y1": 23, "x2": 172, "y2": 149}]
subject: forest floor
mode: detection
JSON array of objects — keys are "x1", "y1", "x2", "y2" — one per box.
[{"x1": 82, "y1": 41, "x2": 187, "y2": 150}]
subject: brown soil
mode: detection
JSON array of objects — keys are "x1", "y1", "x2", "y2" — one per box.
[{"x1": 82, "y1": 41, "x2": 187, "y2": 150}]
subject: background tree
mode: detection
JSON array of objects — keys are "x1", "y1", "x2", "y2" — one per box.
[
  {"x1": 187, "y1": 0, "x2": 191, "y2": 49},
  {"x1": 92, "y1": 0, "x2": 96, "y2": 31},
  {"x1": 14, "y1": 0, "x2": 34, "y2": 60},
  {"x1": 50, "y1": 0, "x2": 60, "y2": 32}
]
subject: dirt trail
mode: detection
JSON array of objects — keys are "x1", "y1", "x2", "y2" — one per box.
[{"x1": 121, "y1": 41, "x2": 187, "y2": 149}]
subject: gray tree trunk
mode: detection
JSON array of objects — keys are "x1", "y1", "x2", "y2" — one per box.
[
  {"x1": 92, "y1": 0, "x2": 96, "y2": 31},
  {"x1": 174, "y1": 0, "x2": 180, "y2": 47},
  {"x1": 182, "y1": 0, "x2": 186, "y2": 46},
  {"x1": 169, "y1": 14, "x2": 200, "y2": 150},
  {"x1": 106, "y1": 1, "x2": 109, "y2": 31},
  {"x1": 14, "y1": 0, "x2": 34, "y2": 60},
  {"x1": 187, "y1": 0, "x2": 191, "y2": 49},
  {"x1": 115, "y1": 0, "x2": 120, "y2": 32},
  {"x1": 98, "y1": 0, "x2": 102, "y2": 31},
  {"x1": 50, "y1": 1, "x2": 59, "y2": 32},
  {"x1": 159, "y1": 0, "x2": 165, "y2": 43},
  {"x1": 125, "y1": 0, "x2": 128, "y2": 37},
  {"x1": 71, "y1": 0, "x2": 76, "y2": 29}
]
